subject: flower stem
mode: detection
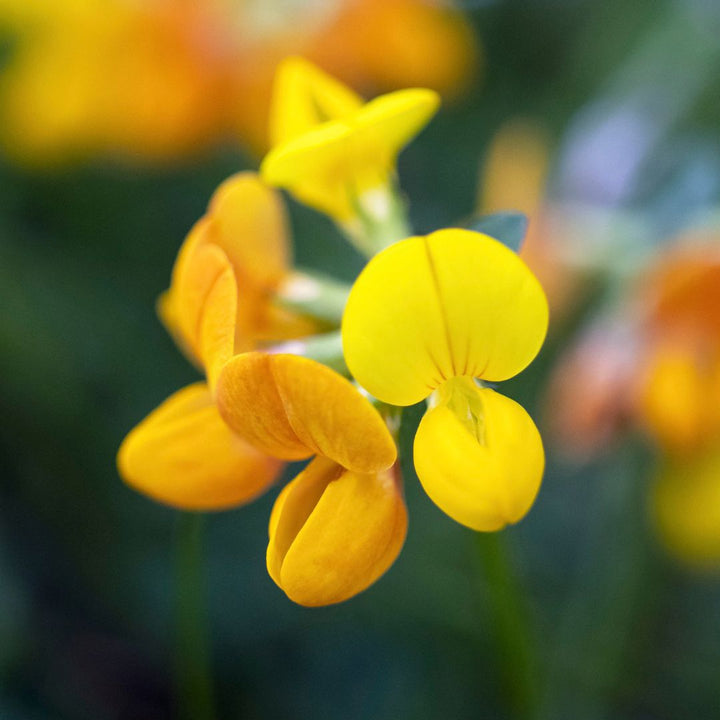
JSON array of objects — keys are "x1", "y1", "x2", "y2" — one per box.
[
  {"x1": 275, "y1": 269, "x2": 351, "y2": 326},
  {"x1": 342, "y1": 183, "x2": 413, "y2": 257},
  {"x1": 475, "y1": 531, "x2": 540, "y2": 720},
  {"x1": 176, "y1": 512, "x2": 215, "y2": 720}
]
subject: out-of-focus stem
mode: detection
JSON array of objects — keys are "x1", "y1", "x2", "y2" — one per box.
[
  {"x1": 341, "y1": 183, "x2": 413, "y2": 257},
  {"x1": 475, "y1": 531, "x2": 540, "y2": 720},
  {"x1": 176, "y1": 512, "x2": 215, "y2": 720},
  {"x1": 275, "y1": 269, "x2": 351, "y2": 327},
  {"x1": 268, "y1": 330, "x2": 348, "y2": 376}
]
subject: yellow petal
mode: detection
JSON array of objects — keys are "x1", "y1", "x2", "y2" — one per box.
[
  {"x1": 413, "y1": 379, "x2": 544, "y2": 531},
  {"x1": 353, "y1": 88, "x2": 440, "y2": 171},
  {"x1": 342, "y1": 229, "x2": 549, "y2": 405},
  {"x1": 269, "y1": 56, "x2": 362, "y2": 147},
  {"x1": 117, "y1": 383, "x2": 283, "y2": 510},
  {"x1": 480, "y1": 120, "x2": 549, "y2": 216},
  {"x1": 262, "y1": 120, "x2": 359, "y2": 221},
  {"x1": 216, "y1": 352, "x2": 397, "y2": 472},
  {"x1": 267, "y1": 456, "x2": 407, "y2": 606},
  {"x1": 261, "y1": 86, "x2": 439, "y2": 221},
  {"x1": 653, "y1": 448, "x2": 720, "y2": 565},
  {"x1": 207, "y1": 172, "x2": 290, "y2": 292}
]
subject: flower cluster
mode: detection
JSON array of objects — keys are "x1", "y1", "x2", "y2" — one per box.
[{"x1": 119, "y1": 58, "x2": 548, "y2": 605}]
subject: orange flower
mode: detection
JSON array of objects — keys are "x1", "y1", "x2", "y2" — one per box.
[
  {"x1": 1, "y1": 0, "x2": 478, "y2": 163},
  {"x1": 118, "y1": 173, "x2": 306, "y2": 509},
  {"x1": 215, "y1": 352, "x2": 407, "y2": 606}
]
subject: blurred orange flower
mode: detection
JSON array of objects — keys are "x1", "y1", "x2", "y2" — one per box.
[
  {"x1": 545, "y1": 233, "x2": 720, "y2": 563},
  {"x1": 479, "y1": 119, "x2": 588, "y2": 325},
  {"x1": 0, "y1": 0, "x2": 479, "y2": 164}
]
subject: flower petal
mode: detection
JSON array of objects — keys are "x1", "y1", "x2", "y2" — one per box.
[
  {"x1": 172, "y1": 242, "x2": 237, "y2": 381},
  {"x1": 207, "y1": 172, "x2": 290, "y2": 292},
  {"x1": 342, "y1": 229, "x2": 549, "y2": 405},
  {"x1": 157, "y1": 217, "x2": 211, "y2": 365},
  {"x1": 352, "y1": 87, "x2": 439, "y2": 169},
  {"x1": 267, "y1": 456, "x2": 407, "y2": 606},
  {"x1": 269, "y1": 56, "x2": 362, "y2": 147},
  {"x1": 118, "y1": 383, "x2": 283, "y2": 510},
  {"x1": 414, "y1": 380, "x2": 544, "y2": 531},
  {"x1": 262, "y1": 81, "x2": 439, "y2": 222},
  {"x1": 216, "y1": 352, "x2": 397, "y2": 472}
]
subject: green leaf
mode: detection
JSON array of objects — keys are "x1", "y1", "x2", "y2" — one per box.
[{"x1": 465, "y1": 212, "x2": 529, "y2": 254}]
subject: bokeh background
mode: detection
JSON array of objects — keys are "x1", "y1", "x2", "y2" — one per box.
[{"x1": 2, "y1": 1, "x2": 720, "y2": 718}]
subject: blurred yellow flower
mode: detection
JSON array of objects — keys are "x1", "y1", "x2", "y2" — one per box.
[
  {"x1": 342, "y1": 228, "x2": 548, "y2": 531},
  {"x1": 215, "y1": 351, "x2": 406, "y2": 606},
  {"x1": 480, "y1": 119, "x2": 586, "y2": 324},
  {"x1": 0, "y1": 0, "x2": 477, "y2": 163},
  {"x1": 261, "y1": 57, "x2": 439, "y2": 229},
  {"x1": 118, "y1": 173, "x2": 305, "y2": 510}
]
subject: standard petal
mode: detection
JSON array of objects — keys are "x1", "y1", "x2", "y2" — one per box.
[
  {"x1": 414, "y1": 381, "x2": 544, "y2": 531},
  {"x1": 118, "y1": 383, "x2": 283, "y2": 510},
  {"x1": 216, "y1": 352, "x2": 397, "y2": 472},
  {"x1": 207, "y1": 172, "x2": 290, "y2": 292},
  {"x1": 267, "y1": 456, "x2": 407, "y2": 606},
  {"x1": 342, "y1": 229, "x2": 549, "y2": 405},
  {"x1": 172, "y1": 242, "x2": 237, "y2": 380},
  {"x1": 261, "y1": 120, "x2": 359, "y2": 220},
  {"x1": 158, "y1": 217, "x2": 212, "y2": 364},
  {"x1": 269, "y1": 56, "x2": 362, "y2": 147},
  {"x1": 353, "y1": 88, "x2": 439, "y2": 170}
]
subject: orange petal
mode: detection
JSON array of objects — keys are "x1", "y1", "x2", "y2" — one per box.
[
  {"x1": 207, "y1": 172, "x2": 290, "y2": 292},
  {"x1": 216, "y1": 352, "x2": 397, "y2": 472},
  {"x1": 158, "y1": 217, "x2": 212, "y2": 364},
  {"x1": 118, "y1": 383, "x2": 283, "y2": 510},
  {"x1": 173, "y1": 243, "x2": 237, "y2": 380},
  {"x1": 267, "y1": 456, "x2": 407, "y2": 606}
]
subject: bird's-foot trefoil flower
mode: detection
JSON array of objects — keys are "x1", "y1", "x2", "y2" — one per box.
[
  {"x1": 260, "y1": 57, "x2": 439, "y2": 255},
  {"x1": 342, "y1": 228, "x2": 549, "y2": 531},
  {"x1": 215, "y1": 351, "x2": 407, "y2": 605},
  {"x1": 118, "y1": 173, "x2": 314, "y2": 510}
]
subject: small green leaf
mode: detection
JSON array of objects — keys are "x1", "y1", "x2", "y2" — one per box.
[{"x1": 465, "y1": 212, "x2": 529, "y2": 254}]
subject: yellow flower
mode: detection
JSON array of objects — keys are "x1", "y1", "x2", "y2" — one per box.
[
  {"x1": 117, "y1": 174, "x2": 301, "y2": 510},
  {"x1": 261, "y1": 57, "x2": 439, "y2": 226},
  {"x1": 342, "y1": 228, "x2": 548, "y2": 531},
  {"x1": 215, "y1": 351, "x2": 407, "y2": 605},
  {"x1": 653, "y1": 447, "x2": 720, "y2": 566}
]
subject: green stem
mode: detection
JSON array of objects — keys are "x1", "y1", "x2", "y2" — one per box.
[
  {"x1": 275, "y1": 269, "x2": 351, "y2": 327},
  {"x1": 475, "y1": 531, "x2": 540, "y2": 720},
  {"x1": 176, "y1": 512, "x2": 215, "y2": 720},
  {"x1": 268, "y1": 330, "x2": 348, "y2": 375},
  {"x1": 341, "y1": 183, "x2": 413, "y2": 257}
]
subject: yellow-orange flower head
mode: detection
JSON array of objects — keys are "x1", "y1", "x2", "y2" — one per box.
[{"x1": 342, "y1": 228, "x2": 549, "y2": 531}]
